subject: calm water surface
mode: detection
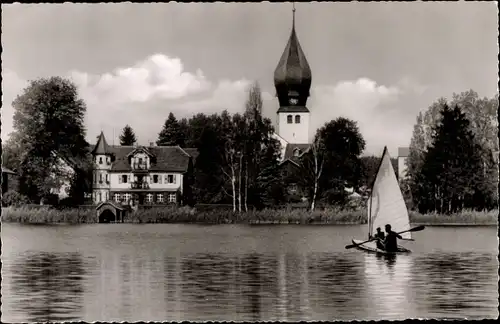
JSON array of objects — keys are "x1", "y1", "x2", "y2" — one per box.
[{"x1": 1, "y1": 223, "x2": 498, "y2": 322}]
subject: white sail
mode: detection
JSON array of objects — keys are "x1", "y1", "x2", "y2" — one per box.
[{"x1": 367, "y1": 147, "x2": 411, "y2": 240}]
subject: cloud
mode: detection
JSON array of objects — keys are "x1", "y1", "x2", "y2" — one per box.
[
  {"x1": 2, "y1": 56, "x2": 424, "y2": 156},
  {"x1": 310, "y1": 77, "x2": 422, "y2": 156},
  {"x1": 69, "y1": 54, "x2": 211, "y2": 106},
  {"x1": 67, "y1": 54, "x2": 256, "y2": 145}
]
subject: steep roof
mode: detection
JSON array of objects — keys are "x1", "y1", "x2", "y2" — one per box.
[
  {"x1": 1, "y1": 167, "x2": 16, "y2": 175},
  {"x1": 91, "y1": 131, "x2": 112, "y2": 155},
  {"x1": 282, "y1": 143, "x2": 311, "y2": 164},
  {"x1": 89, "y1": 143, "x2": 199, "y2": 173}
]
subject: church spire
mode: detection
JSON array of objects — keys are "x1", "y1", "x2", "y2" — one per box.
[{"x1": 274, "y1": 2, "x2": 312, "y2": 110}]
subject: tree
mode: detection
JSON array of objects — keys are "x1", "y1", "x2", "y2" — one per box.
[
  {"x1": 12, "y1": 76, "x2": 88, "y2": 203},
  {"x1": 407, "y1": 90, "x2": 498, "y2": 210},
  {"x1": 318, "y1": 117, "x2": 366, "y2": 206},
  {"x1": 1, "y1": 134, "x2": 23, "y2": 172},
  {"x1": 299, "y1": 135, "x2": 326, "y2": 211},
  {"x1": 297, "y1": 117, "x2": 365, "y2": 210},
  {"x1": 416, "y1": 104, "x2": 485, "y2": 213},
  {"x1": 119, "y1": 124, "x2": 137, "y2": 146},
  {"x1": 157, "y1": 112, "x2": 185, "y2": 146}
]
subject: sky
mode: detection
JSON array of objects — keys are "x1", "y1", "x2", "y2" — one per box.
[{"x1": 1, "y1": 2, "x2": 498, "y2": 156}]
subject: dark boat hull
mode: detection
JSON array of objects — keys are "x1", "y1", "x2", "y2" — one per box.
[{"x1": 351, "y1": 239, "x2": 411, "y2": 255}]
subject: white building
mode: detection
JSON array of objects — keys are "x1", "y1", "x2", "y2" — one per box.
[
  {"x1": 397, "y1": 147, "x2": 410, "y2": 181},
  {"x1": 91, "y1": 132, "x2": 197, "y2": 206}
]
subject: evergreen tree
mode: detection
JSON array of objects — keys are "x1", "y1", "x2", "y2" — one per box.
[
  {"x1": 119, "y1": 124, "x2": 137, "y2": 146},
  {"x1": 157, "y1": 112, "x2": 185, "y2": 146},
  {"x1": 416, "y1": 104, "x2": 485, "y2": 213}
]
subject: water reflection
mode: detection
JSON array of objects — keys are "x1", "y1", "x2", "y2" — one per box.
[
  {"x1": 6, "y1": 252, "x2": 85, "y2": 322},
  {"x1": 364, "y1": 253, "x2": 415, "y2": 320},
  {"x1": 1, "y1": 224, "x2": 498, "y2": 322},
  {"x1": 410, "y1": 252, "x2": 499, "y2": 319}
]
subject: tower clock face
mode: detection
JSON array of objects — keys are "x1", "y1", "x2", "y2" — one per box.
[{"x1": 289, "y1": 98, "x2": 298, "y2": 105}]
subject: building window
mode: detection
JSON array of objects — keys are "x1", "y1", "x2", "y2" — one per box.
[
  {"x1": 146, "y1": 193, "x2": 153, "y2": 203},
  {"x1": 289, "y1": 183, "x2": 298, "y2": 193},
  {"x1": 99, "y1": 173, "x2": 103, "y2": 183},
  {"x1": 168, "y1": 193, "x2": 176, "y2": 203},
  {"x1": 167, "y1": 174, "x2": 176, "y2": 184},
  {"x1": 293, "y1": 149, "x2": 300, "y2": 157},
  {"x1": 124, "y1": 193, "x2": 131, "y2": 202},
  {"x1": 114, "y1": 193, "x2": 121, "y2": 202},
  {"x1": 99, "y1": 157, "x2": 103, "y2": 164},
  {"x1": 106, "y1": 174, "x2": 109, "y2": 184},
  {"x1": 287, "y1": 115, "x2": 293, "y2": 124},
  {"x1": 98, "y1": 192, "x2": 102, "y2": 202},
  {"x1": 295, "y1": 115, "x2": 301, "y2": 124},
  {"x1": 122, "y1": 175, "x2": 128, "y2": 183},
  {"x1": 153, "y1": 175, "x2": 159, "y2": 183},
  {"x1": 106, "y1": 157, "x2": 111, "y2": 165},
  {"x1": 157, "y1": 194, "x2": 164, "y2": 203}
]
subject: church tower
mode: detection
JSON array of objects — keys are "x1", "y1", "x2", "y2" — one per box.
[{"x1": 274, "y1": 4, "x2": 312, "y2": 144}]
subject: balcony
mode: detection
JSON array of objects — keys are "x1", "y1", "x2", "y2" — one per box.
[
  {"x1": 132, "y1": 162, "x2": 148, "y2": 172},
  {"x1": 130, "y1": 181, "x2": 150, "y2": 189}
]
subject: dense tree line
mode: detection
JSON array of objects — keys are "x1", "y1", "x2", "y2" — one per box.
[
  {"x1": 156, "y1": 83, "x2": 284, "y2": 210},
  {"x1": 406, "y1": 90, "x2": 498, "y2": 213}
]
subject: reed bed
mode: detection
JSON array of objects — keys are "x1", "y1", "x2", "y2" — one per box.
[
  {"x1": 1, "y1": 206, "x2": 96, "y2": 224},
  {"x1": 1, "y1": 205, "x2": 497, "y2": 225}
]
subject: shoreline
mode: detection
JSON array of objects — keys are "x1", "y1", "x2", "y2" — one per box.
[{"x1": 1, "y1": 206, "x2": 497, "y2": 226}]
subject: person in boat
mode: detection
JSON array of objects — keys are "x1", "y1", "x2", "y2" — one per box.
[
  {"x1": 373, "y1": 227, "x2": 386, "y2": 250},
  {"x1": 383, "y1": 224, "x2": 403, "y2": 252}
]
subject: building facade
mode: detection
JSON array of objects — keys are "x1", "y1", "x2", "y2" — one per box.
[
  {"x1": 397, "y1": 147, "x2": 410, "y2": 181},
  {"x1": 91, "y1": 132, "x2": 197, "y2": 206},
  {"x1": 1, "y1": 167, "x2": 19, "y2": 194}
]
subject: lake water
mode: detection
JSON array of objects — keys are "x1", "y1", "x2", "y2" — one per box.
[{"x1": 1, "y1": 223, "x2": 498, "y2": 322}]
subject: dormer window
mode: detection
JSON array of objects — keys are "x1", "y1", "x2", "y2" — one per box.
[
  {"x1": 293, "y1": 149, "x2": 301, "y2": 157},
  {"x1": 295, "y1": 115, "x2": 301, "y2": 124},
  {"x1": 287, "y1": 115, "x2": 293, "y2": 124}
]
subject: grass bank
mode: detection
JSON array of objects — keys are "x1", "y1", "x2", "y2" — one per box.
[{"x1": 1, "y1": 205, "x2": 497, "y2": 225}]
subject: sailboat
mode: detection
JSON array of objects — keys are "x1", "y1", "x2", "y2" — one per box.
[{"x1": 351, "y1": 146, "x2": 413, "y2": 254}]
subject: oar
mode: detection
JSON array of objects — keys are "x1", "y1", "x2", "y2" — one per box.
[{"x1": 345, "y1": 225, "x2": 425, "y2": 249}]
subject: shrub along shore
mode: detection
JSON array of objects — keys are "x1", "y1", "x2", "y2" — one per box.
[{"x1": 1, "y1": 205, "x2": 497, "y2": 226}]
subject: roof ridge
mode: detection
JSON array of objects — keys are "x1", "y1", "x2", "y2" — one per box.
[{"x1": 176, "y1": 145, "x2": 191, "y2": 157}]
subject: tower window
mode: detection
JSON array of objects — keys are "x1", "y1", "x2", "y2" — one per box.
[
  {"x1": 99, "y1": 157, "x2": 103, "y2": 164},
  {"x1": 287, "y1": 115, "x2": 293, "y2": 124},
  {"x1": 295, "y1": 115, "x2": 301, "y2": 124}
]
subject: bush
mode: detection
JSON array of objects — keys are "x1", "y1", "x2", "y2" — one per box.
[{"x1": 2, "y1": 191, "x2": 30, "y2": 207}]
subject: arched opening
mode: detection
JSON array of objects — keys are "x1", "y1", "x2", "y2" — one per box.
[
  {"x1": 287, "y1": 115, "x2": 293, "y2": 124},
  {"x1": 98, "y1": 209, "x2": 116, "y2": 223},
  {"x1": 295, "y1": 115, "x2": 301, "y2": 124}
]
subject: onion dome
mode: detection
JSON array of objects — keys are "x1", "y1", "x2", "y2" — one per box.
[{"x1": 274, "y1": 7, "x2": 312, "y2": 111}]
